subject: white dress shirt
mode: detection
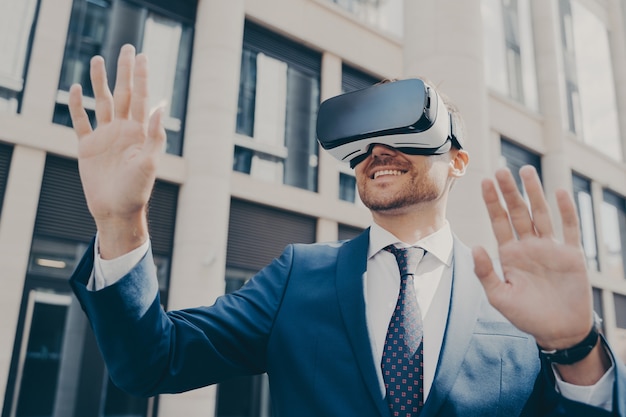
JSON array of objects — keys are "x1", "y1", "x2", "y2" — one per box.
[
  {"x1": 90, "y1": 225, "x2": 613, "y2": 409},
  {"x1": 366, "y1": 221, "x2": 453, "y2": 399},
  {"x1": 365, "y1": 221, "x2": 613, "y2": 408}
]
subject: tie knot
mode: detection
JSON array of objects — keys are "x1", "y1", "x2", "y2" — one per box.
[{"x1": 384, "y1": 245, "x2": 425, "y2": 277}]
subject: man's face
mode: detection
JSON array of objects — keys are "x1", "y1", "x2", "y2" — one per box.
[{"x1": 354, "y1": 144, "x2": 453, "y2": 214}]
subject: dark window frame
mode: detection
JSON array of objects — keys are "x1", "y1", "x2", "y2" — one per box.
[{"x1": 235, "y1": 20, "x2": 322, "y2": 192}]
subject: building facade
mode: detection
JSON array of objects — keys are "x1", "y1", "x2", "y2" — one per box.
[{"x1": 0, "y1": 0, "x2": 625, "y2": 416}]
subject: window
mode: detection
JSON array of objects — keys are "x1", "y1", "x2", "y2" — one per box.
[
  {"x1": 500, "y1": 138, "x2": 542, "y2": 193},
  {"x1": 9, "y1": 291, "x2": 72, "y2": 417},
  {"x1": 0, "y1": 0, "x2": 39, "y2": 113},
  {"x1": 601, "y1": 190, "x2": 626, "y2": 280},
  {"x1": 234, "y1": 21, "x2": 321, "y2": 192},
  {"x1": 328, "y1": 0, "x2": 404, "y2": 37},
  {"x1": 338, "y1": 65, "x2": 380, "y2": 202},
  {"x1": 0, "y1": 144, "x2": 13, "y2": 219},
  {"x1": 592, "y1": 287, "x2": 604, "y2": 331},
  {"x1": 572, "y1": 174, "x2": 599, "y2": 271},
  {"x1": 482, "y1": 0, "x2": 538, "y2": 110},
  {"x1": 614, "y1": 293, "x2": 626, "y2": 363},
  {"x1": 53, "y1": 0, "x2": 196, "y2": 156},
  {"x1": 4, "y1": 155, "x2": 178, "y2": 417},
  {"x1": 558, "y1": 0, "x2": 622, "y2": 160}
]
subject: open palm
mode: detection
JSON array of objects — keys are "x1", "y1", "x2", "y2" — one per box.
[
  {"x1": 68, "y1": 44, "x2": 165, "y2": 257},
  {"x1": 472, "y1": 166, "x2": 593, "y2": 351}
]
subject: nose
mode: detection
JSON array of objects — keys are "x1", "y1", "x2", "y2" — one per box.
[{"x1": 370, "y1": 144, "x2": 398, "y2": 158}]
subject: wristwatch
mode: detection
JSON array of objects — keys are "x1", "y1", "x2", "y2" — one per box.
[{"x1": 539, "y1": 315, "x2": 602, "y2": 365}]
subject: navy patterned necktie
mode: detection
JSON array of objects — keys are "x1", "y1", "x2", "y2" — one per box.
[{"x1": 382, "y1": 245, "x2": 426, "y2": 416}]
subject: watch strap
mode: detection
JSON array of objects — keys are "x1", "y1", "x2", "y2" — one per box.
[{"x1": 539, "y1": 324, "x2": 600, "y2": 365}]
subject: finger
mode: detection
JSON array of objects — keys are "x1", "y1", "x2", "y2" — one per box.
[
  {"x1": 495, "y1": 168, "x2": 535, "y2": 238},
  {"x1": 482, "y1": 177, "x2": 515, "y2": 245},
  {"x1": 556, "y1": 189, "x2": 581, "y2": 247},
  {"x1": 90, "y1": 56, "x2": 113, "y2": 125},
  {"x1": 68, "y1": 84, "x2": 93, "y2": 138},
  {"x1": 472, "y1": 246, "x2": 504, "y2": 297},
  {"x1": 145, "y1": 107, "x2": 167, "y2": 156},
  {"x1": 519, "y1": 165, "x2": 554, "y2": 238},
  {"x1": 113, "y1": 44, "x2": 136, "y2": 119},
  {"x1": 130, "y1": 53, "x2": 149, "y2": 126}
]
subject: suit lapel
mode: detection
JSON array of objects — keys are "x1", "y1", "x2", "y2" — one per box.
[
  {"x1": 336, "y1": 229, "x2": 389, "y2": 417},
  {"x1": 420, "y1": 238, "x2": 485, "y2": 417}
]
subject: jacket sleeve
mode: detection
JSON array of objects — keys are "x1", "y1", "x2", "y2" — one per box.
[
  {"x1": 70, "y1": 239, "x2": 293, "y2": 397},
  {"x1": 522, "y1": 336, "x2": 626, "y2": 417}
]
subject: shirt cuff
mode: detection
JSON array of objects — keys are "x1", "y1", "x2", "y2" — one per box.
[
  {"x1": 87, "y1": 233, "x2": 151, "y2": 291},
  {"x1": 553, "y1": 360, "x2": 615, "y2": 411}
]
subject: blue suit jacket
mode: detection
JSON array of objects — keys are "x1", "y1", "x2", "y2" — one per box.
[{"x1": 70, "y1": 230, "x2": 626, "y2": 416}]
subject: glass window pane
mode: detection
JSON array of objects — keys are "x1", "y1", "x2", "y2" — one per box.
[
  {"x1": 251, "y1": 152, "x2": 284, "y2": 184},
  {"x1": 339, "y1": 173, "x2": 357, "y2": 203},
  {"x1": 237, "y1": 49, "x2": 258, "y2": 137},
  {"x1": 517, "y1": 0, "x2": 538, "y2": 110},
  {"x1": 592, "y1": 287, "x2": 604, "y2": 329},
  {"x1": 615, "y1": 293, "x2": 626, "y2": 329},
  {"x1": 572, "y1": 174, "x2": 599, "y2": 271},
  {"x1": 0, "y1": 143, "x2": 13, "y2": 220},
  {"x1": 234, "y1": 39, "x2": 320, "y2": 192},
  {"x1": 283, "y1": 67, "x2": 319, "y2": 191},
  {"x1": 328, "y1": 0, "x2": 403, "y2": 37},
  {"x1": 482, "y1": 0, "x2": 508, "y2": 96},
  {"x1": 58, "y1": 0, "x2": 112, "y2": 96},
  {"x1": 482, "y1": 0, "x2": 538, "y2": 109},
  {"x1": 143, "y1": 14, "x2": 183, "y2": 110},
  {"x1": 255, "y1": 54, "x2": 288, "y2": 147},
  {"x1": 141, "y1": 12, "x2": 192, "y2": 156},
  {"x1": 56, "y1": 0, "x2": 194, "y2": 156},
  {"x1": 601, "y1": 192, "x2": 626, "y2": 279},
  {"x1": 0, "y1": 0, "x2": 39, "y2": 113},
  {"x1": 501, "y1": 0, "x2": 524, "y2": 103},
  {"x1": 565, "y1": 0, "x2": 622, "y2": 159},
  {"x1": 14, "y1": 293, "x2": 70, "y2": 417},
  {"x1": 233, "y1": 146, "x2": 253, "y2": 174},
  {"x1": 614, "y1": 294, "x2": 626, "y2": 363},
  {"x1": 500, "y1": 139, "x2": 542, "y2": 193}
]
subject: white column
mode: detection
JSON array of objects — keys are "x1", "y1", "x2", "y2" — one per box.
[
  {"x1": 20, "y1": 0, "x2": 73, "y2": 121},
  {"x1": 403, "y1": 0, "x2": 493, "y2": 249},
  {"x1": 317, "y1": 52, "x2": 342, "y2": 201},
  {"x1": 0, "y1": 146, "x2": 46, "y2": 407},
  {"x1": 608, "y1": 0, "x2": 626, "y2": 162},
  {"x1": 157, "y1": 0, "x2": 245, "y2": 416},
  {"x1": 316, "y1": 52, "x2": 343, "y2": 243},
  {"x1": 531, "y1": 0, "x2": 572, "y2": 239}
]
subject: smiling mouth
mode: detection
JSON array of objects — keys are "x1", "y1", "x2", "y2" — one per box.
[{"x1": 372, "y1": 169, "x2": 405, "y2": 179}]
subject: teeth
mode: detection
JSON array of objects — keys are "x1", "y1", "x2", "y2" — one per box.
[{"x1": 373, "y1": 170, "x2": 403, "y2": 179}]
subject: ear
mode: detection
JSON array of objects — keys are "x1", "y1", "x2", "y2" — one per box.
[{"x1": 449, "y1": 149, "x2": 469, "y2": 178}]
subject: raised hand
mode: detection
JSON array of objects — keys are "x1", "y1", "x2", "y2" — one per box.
[
  {"x1": 68, "y1": 44, "x2": 166, "y2": 259},
  {"x1": 472, "y1": 166, "x2": 609, "y2": 383}
]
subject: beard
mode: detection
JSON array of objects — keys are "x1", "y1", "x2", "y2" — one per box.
[{"x1": 357, "y1": 160, "x2": 446, "y2": 213}]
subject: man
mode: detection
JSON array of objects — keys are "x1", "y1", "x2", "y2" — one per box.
[{"x1": 68, "y1": 44, "x2": 625, "y2": 416}]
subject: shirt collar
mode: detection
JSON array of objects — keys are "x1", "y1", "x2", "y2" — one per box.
[{"x1": 368, "y1": 221, "x2": 453, "y2": 267}]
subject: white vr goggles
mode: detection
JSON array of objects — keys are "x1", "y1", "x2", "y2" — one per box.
[{"x1": 316, "y1": 78, "x2": 463, "y2": 168}]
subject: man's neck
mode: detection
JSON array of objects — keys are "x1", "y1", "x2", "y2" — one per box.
[{"x1": 371, "y1": 206, "x2": 447, "y2": 244}]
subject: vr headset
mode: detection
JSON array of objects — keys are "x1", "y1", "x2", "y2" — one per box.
[{"x1": 316, "y1": 78, "x2": 463, "y2": 168}]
